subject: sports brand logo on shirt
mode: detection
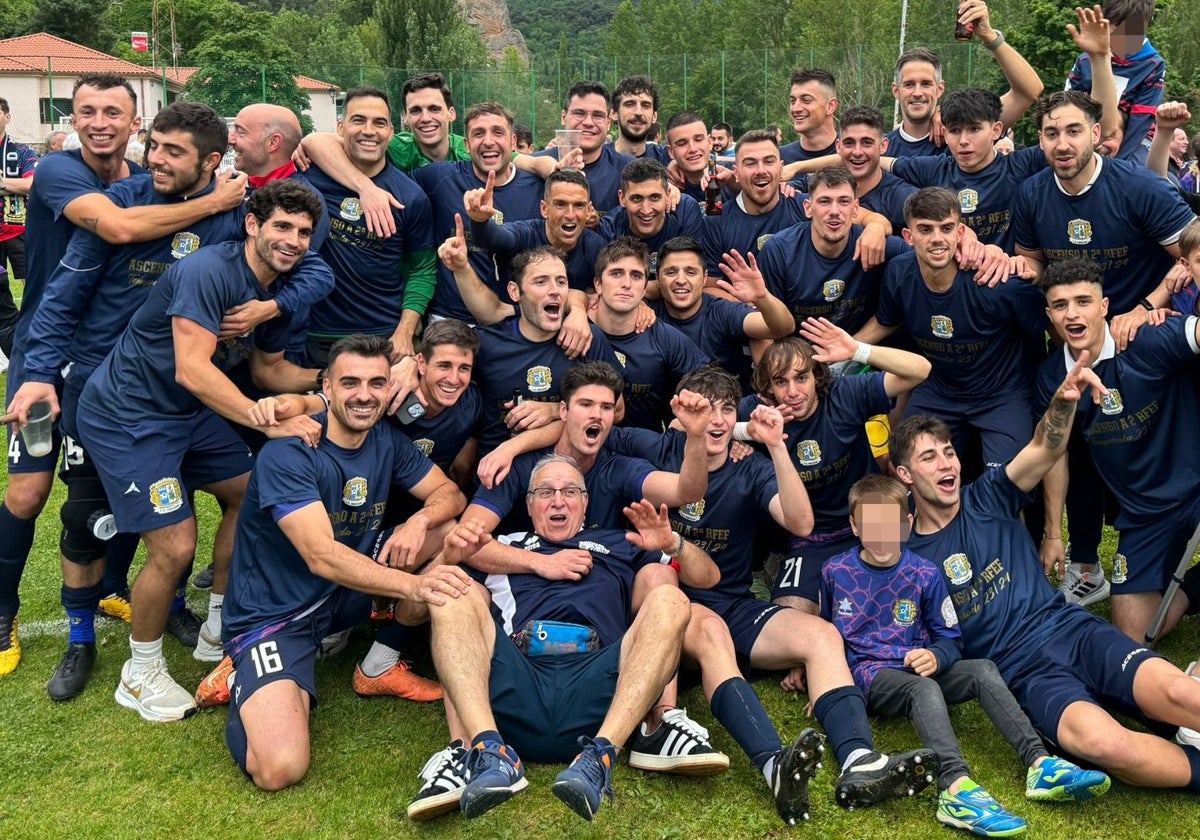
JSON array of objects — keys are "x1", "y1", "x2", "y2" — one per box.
[
  {"x1": 1100, "y1": 389, "x2": 1124, "y2": 416},
  {"x1": 957, "y1": 188, "x2": 979, "y2": 214},
  {"x1": 343, "y1": 476, "x2": 369, "y2": 507},
  {"x1": 822, "y1": 279, "x2": 845, "y2": 302},
  {"x1": 413, "y1": 438, "x2": 435, "y2": 457},
  {"x1": 577, "y1": 540, "x2": 611, "y2": 555},
  {"x1": 796, "y1": 440, "x2": 822, "y2": 466},
  {"x1": 149, "y1": 477, "x2": 184, "y2": 515},
  {"x1": 943, "y1": 553, "x2": 972, "y2": 585},
  {"x1": 836, "y1": 597, "x2": 854, "y2": 617},
  {"x1": 679, "y1": 499, "x2": 706, "y2": 522},
  {"x1": 339, "y1": 198, "x2": 363, "y2": 221},
  {"x1": 931, "y1": 315, "x2": 954, "y2": 339},
  {"x1": 170, "y1": 232, "x2": 200, "y2": 259},
  {"x1": 527, "y1": 366, "x2": 552, "y2": 393},
  {"x1": 892, "y1": 599, "x2": 917, "y2": 627},
  {"x1": 1067, "y1": 218, "x2": 1093, "y2": 245}
]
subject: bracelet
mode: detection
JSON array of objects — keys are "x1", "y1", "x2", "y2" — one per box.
[
  {"x1": 982, "y1": 30, "x2": 1005, "y2": 51},
  {"x1": 1138, "y1": 298, "x2": 1154, "y2": 312},
  {"x1": 851, "y1": 342, "x2": 872, "y2": 364},
  {"x1": 1041, "y1": 536, "x2": 1061, "y2": 542},
  {"x1": 664, "y1": 531, "x2": 685, "y2": 558}
]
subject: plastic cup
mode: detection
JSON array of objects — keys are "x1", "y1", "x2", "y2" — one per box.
[
  {"x1": 22, "y1": 400, "x2": 54, "y2": 458},
  {"x1": 555, "y1": 129, "x2": 582, "y2": 162}
]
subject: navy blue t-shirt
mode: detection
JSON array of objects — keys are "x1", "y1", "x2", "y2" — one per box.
[
  {"x1": 650, "y1": 295, "x2": 756, "y2": 393},
  {"x1": 604, "y1": 140, "x2": 673, "y2": 165},
  {"x1": 534, "y1": 145, "x2": 634, "y2": 213},
  {"x1": 858, "y1": 172, "x2": 919, "y2": 235},
  {"x1": 223, "y1": 417, "x2": 434, "y2": 641},
  {"x1": 598, "y1": 196, "x2": 705, "y2": 280},
  {"x1": 876, "y1": 252, "x2": 1047, "y2": 404},
  {"x1": 702, "y1": 193, "x2": 809, "y2": 275},
  {"x1": 1012, "y1": 157, "x2": 1195, "y2": 316},
  {"x1": 391, "y1": 382, "x2": 485, "y2": 473},
  {"x1": 470, "y1": 217, "x2": 605, "y2": 293},
  {"x1": 883, "y1": 128, "x2": 950, "y2": 159},
  {"x1": 780, "y1": 139, "x2": 838, "y2": 165},
  {"x1": 606, "y1": 320, "x2": 710, "y2": 430}
]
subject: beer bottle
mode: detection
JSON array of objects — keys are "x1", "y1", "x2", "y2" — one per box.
[
  {"x1": 954, "y1": 3, "x2": 974, "y2": 41},
  {"x1": 705, "y1": 152, "x2": 723, "y2": 216}
]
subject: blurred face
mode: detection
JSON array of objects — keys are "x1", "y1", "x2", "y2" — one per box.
[
  {"x1": 405, "y1": 88, "x2": 455, "y2": 152},
  {"x1": 614, "y1": 90, "x2": 657, "y2": 142},
  {"x1": 657, "y1": 250, "x2": 706, "y2": 315},
  {"x1": 509, "y1": 255, "x2": 569, "y2": 338},
  {"x1": 466, "y1": 112, "x2": 514, "y2": 179},
  {"x1": 541, "y1": 182, "x2": 591, "y2": 249},
  {"x1": 562, "y1": 93, "x2": 611, "y2": 153},
  {"x1": 892, "y1": 61, "x2": 944, "y2": 125},
  {"x1": 71, "y1": 83, "x2": 140, "y2": 159},
  {"x1": 228, "y1": 106, "x2": 274, "y2": 175},
  {"x1": 417, "y1": 343, "x2": 474, "y2": 410},
  {"x1": 247, "y1": 207, "x2": 313, "y2": 276},
  {"x1": 735, "y1": 140, "x2": 782, "y2": 211},
  {"x1": 710, "y1": 127, "x2": 731, "y2": 153},
  {"x1": 837, "y1": 124, "x2": 885, "y2": 181},
  {"x1": 895, "y1": 433, "x2": 961, "y2": 511},
  {"x1": 666, "y1": 120, "x2": 711, "y2": 176},
  {"x1": 702, "y1": 399, "x2": 737, "y2": 458},
  {"x1": 339, "y1": 95, "x2": 393, "y2": 170},
  {"x1": 526, "y1": 461, "x2": 589, "y2": 542},
  {"x1": 851, "y1": 498, "x2": 912, "y2": 560},
  {"x1": 903, "y1": 215, "x2": 962, "y2": 272},
  {"x1": 768, "y1": 360, "x2": 819, "y2": 421},
  {"x1": 1044, "y1": 281, "x2": 1108, "y2": 357},
  {"x1": 789, "y1": 81, "x2": 837, "y2": 137},
  {"x1": 146, "y1": 128, "x2": 214, "y2": 196},
  {"x1": 945, "y1": 119, "x2": 1001, "y2": 173},
  {"x1": 595, "y1": 255, "x2": 647, "y2": 314},
  {"x1": 1186, "y1": 247, "x2": 1200, "y2": 288},
  {"x1": 559, "y1": 383, "x2": 618, "y2": 458},
  {"x1": 804, "y1": 183, "x2": 858, "y2": 248},
  {"x1": 619, "y1": 178, "x2": 668, "y2": 237},
  {"x1": 1038, "y1": 104, "x2": 1100, "y2": 184},
  {"x1": 326, "y1": 352, "x2": 390, "y2": 435}
]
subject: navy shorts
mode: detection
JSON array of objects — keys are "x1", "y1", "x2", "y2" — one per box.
[
  {"x1": 488, "y1": 619, "x2": 621, "y2": 764},
  {"x1": 1008, "y1": 611, "x2": 1161, "y2": 748},
  {"x1": 4, "y1": 353, "x2": 63, "y2": 475},
  {"x1": 774, "y1": 528, "x2": 859, "y2": 603},
  {"x1": 905, "y1": 390, "x2": 1033, "y2": 468},
  {"x1": 1111, "y1": 494, "x2": 1200, "y2": 595},
  {"x1": 690, "y1": 592, "x2": 786, "y2": 659},
  {"x1": 77, "y1": 407, "x2": 253, "y2": 533}
]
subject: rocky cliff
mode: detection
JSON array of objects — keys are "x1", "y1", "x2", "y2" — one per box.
[{"x1": 459, "y1": 0, "x2": 530, "y2": 65}]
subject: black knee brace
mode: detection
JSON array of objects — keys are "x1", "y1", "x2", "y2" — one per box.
[{"x1": 59, "y1": 467, "x2": 116, "y2": 565}]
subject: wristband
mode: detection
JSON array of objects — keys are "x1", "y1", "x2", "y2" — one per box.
[
  {"x1": 732, "y1": 421, "x2": 752, "y2": 442},
  {"x1": 982, "y1": 30, "x2": 1005, "y2": 51},
  {"x1": 851, "y1": 342, "x2": 872, "y2": 364},
  {"x1": 1138, "y1": 298, "x2": 1154, "y2": 312}
]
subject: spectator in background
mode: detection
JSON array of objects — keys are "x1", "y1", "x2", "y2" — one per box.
[
  {"x1": 514, "y1": 124, "x2": 535, "y2": 154},
  {"x1": 43, "y1": 130, "x2": 67, "y2": 152}
]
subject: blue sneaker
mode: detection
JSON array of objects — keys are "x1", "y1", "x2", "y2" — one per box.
[
  {"x1": 551, "y1": 736, "x2": 617, "y2": 821},
  {"x1": 459, "y1": 740, "x2": 528, "y2": 818},
  {"x1": 937, "y1": 780, "x2": 1027, "y2": 837},
  {"x1": 1025, "y1": 756, "x2": 1111, "y2": 801}
]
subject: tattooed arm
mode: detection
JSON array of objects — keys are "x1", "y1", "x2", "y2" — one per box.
[{"x1": 1006, "y1": 350, "x2": 1106, "y2": 494}]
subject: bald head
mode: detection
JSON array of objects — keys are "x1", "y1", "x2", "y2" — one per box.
[{"x1": 229, "y1": 103, "x2": 302, "y2": 176}]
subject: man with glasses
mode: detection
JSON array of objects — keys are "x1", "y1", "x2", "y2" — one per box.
[{"x1": 535, "y1": 81, "x2": 634, "y2": 215}]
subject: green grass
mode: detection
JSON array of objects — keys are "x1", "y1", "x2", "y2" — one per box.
[{"x1": 2, "y1": 367, "x2": 1200, "y2": 838}]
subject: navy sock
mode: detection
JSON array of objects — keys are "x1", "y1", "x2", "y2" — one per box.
[
  {"x1": 0, "y1": 504, "x2": 37, "y2": 616},
  {"x1": 171, "y1": 584, "x2": 186, "y2": 614},
  {"x1": 377, "y1": 620, "x2": 423, "y2": 649},
  {"x1": 710, "y1": 676, "x2": 783, "y2": 770},
  {"x1": 813, "y1": 685, "x2": 875, "y2": 768},
  {"x1": 100, "y1": 532, "x2": 140, "y2": 594},
  {"x1": 472, "y1": 730, "x2": 503, "y2": 749},
  {"x1": 1184, "y1": 744, "x2": 1200, "y2": 793},
  {"x1": 62, "y1": 582, "x2": 104, "y2": 644}
]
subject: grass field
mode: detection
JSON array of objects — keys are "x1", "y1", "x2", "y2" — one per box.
[{"x1": 2, "y1": 386, "x2": 1200, "y2": 838}]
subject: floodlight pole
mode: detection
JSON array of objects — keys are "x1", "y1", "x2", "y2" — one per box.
[{"x1": 894, "y1": 0, "x2": 909, "y2": 129}]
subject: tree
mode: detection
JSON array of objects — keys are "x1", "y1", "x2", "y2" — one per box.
[
  {"x1": 28, "y1": 0, "x2": 116, "y2": 51},
  {"x1": 372, "y1": 0, "x2": 489, "y2": 72},
  {"x1": 0, "y1": 0, "x2": 32, "y2": 40}
]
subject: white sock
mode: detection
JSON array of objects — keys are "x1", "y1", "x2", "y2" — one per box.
[
  {"x1": 843, "y1": 748, "x2": 872, "y2": 771},
  {"x1": 129, "y1": 636, "x2": 163, "y2": 672},
  {"x1": 762, "y1": 755, "x2": 777, "y2": 786},
  {"x1": 205, "y1": 593, "x2": 224, "y2": 637},
  {"x1": 360, "y1": 641, "x2": 402, "y2": 677}
]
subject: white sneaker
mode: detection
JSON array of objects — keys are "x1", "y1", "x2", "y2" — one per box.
[
  {"x1": 114, "y1": 657, "x2": 198, "y2": 722},
  {"x1": 192, "y1": 624, "x2": 224, "y2": 662},
  {"x1": 1059, "y1": 563, "x2": 1110, "y2": 606},
  {"x1": 1175, "y1": 661, "x2": 1200, "y2": 748},
  {"x1": 0, "y1": 348, "x2": 9, "y2": 374},
  {"x1": 317, "y1": 629, "x2": 351, "y2": 660}
]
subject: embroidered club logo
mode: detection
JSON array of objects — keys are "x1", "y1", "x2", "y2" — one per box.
[
  {"x1": 941, "y1": 595, "x2": 959, "y2": 627},
  {"x1": 1100, "y1": 388, "x2": 1123, "y2": 416},
  {"x1": 893, "y1": 599, "x2": 917, "y2": 627},
  {"x1": 796, "y1": 439, "x2": 822, "y2": 467},
  {"x1": 757, "y1": 233, "x2": 774, "y2": 251},
  {"x1": 492, "y1": 209, "x2": 505, "y2": 225},
  {"x1": 679, "y1": 499, "x2": 706, "y2": 522},
  {"x1": 1067, "y1": 218, "x2": 1093, "y2": 246},
  {"x1": 1112, "y1": 553, "x2": 1128, "y2": 584},
  {"x1": 170, "y1": 232, "x2": 200, "y2": 259},
  {"x1": 957, "y1": 188, "x2": 979, "y2": 214},
  {"x1": 943, "y1": 553, "x2": 972, "y2": 585},
  {"x1": 414, "y1": 438, "x2": 435, "y2": 457},
  {"x1": 339, "y1": 197, "x2": 363, "y2": 221},
  {"x1": 149, "y1": 477, "x2": 184, "y2": 515},
  {"x1": 614, "y1": 351, "x2": 628, "y2": 368},
  {"x1": 822, "y1": 279, "x2": 845, "y2": 302},
  {"x1": 343, "y1": 477, "x2": 369, "y2": 507},
  {"x1": 527, "y1": 366, "x2": 552, "y2": 393},
  {"x1": 931, "y1": 315, "x2": 954, "y2": 339}
]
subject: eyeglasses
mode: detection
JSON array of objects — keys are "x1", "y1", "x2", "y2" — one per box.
[
  {"x1": 527, "y1": 485, "x2": 587, "y2": 500},
  {"x1": 567, "y1": 109, "x2": 609, "y2": 124}
]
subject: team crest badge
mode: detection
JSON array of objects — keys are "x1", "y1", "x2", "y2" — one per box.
[
  {"x1": 1112, "y1": 553, "x2": 1128, "y2": 584},
  {"x1": 1100, "y1": 389, "x2": 1123, "y2": 416},
  {"x1": 1067, "y1": 218, "x2": 1093, "y2": 246},
  {"x1": 940, "y1": 596, "x2": 959, "y2": 627},
  {"x1": 170, "y1": 232, "x2": 200, "y2": 260},
  {"x1": 339, "y1": 198, "x2": 363, "y2": 221},
  {"x1": 931, "y1": 315, "x2": 954, "y2": 339},
  {"x1": 527, "y1": 366, "x2": 552, "y2": 393},
  {"x1": 893, "y1": 599, "x2": 917, "y2": 627},
  {"x1": 957, "y1": 188, "x2": 979, "y2": 214},
  {"x1": 679, "y1": 499, "x2": 706, "y2": 522},
  {"x1": 614, "y1": 351, "x2": 628, "y2": 368},
  {"x1": 492, "y1": 209, "x2": 504, "y2": 225},
  {"x1": 822, "y1": 279, "x2": 845, "y2": 302},
  {"x1": 756, "y1": 233, "x2": 774, "y2": 251},
  {"x1": 149, "y1": 477, "x2": 184, "y2": 515},
  {"x1": 343, "y1": 477, "x2": 369, "y2": 507},
  {"x1": 943, "y1": 553, "x2": 972, "y2": 585},
  {"x1": 414, "y1": 438, "x2": 435, "y2": 457},
  {"x1": 796, "y1": 439, "x2": 822, "y2": 466}
]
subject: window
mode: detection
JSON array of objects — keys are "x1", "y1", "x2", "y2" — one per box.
[{"x1": 39, "y1": 97, "x2": 73, "y2": 125}]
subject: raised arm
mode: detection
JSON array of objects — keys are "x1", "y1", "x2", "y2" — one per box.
[
  {"x1": 799, "y1": 316, "x2": 930, "y2": 397},
  {"x1": 639, "y1": 390, "x2": 712, "y2": 506},
  {"x1": 964, "y1": 1, "x2": 1044, "y2": 129},
  {"x1": 717, "y1": 250, "x2": 796, "y2": 338},
  {"x1": 1069, "y1": 5, "x2": 1122, "y2": 148},
  {"x1": 439, "y1": 213, "x2": 515, "y2": 325},
  {"x1": 750, "y1": 405, "x2": 815, "y2": 536}
]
